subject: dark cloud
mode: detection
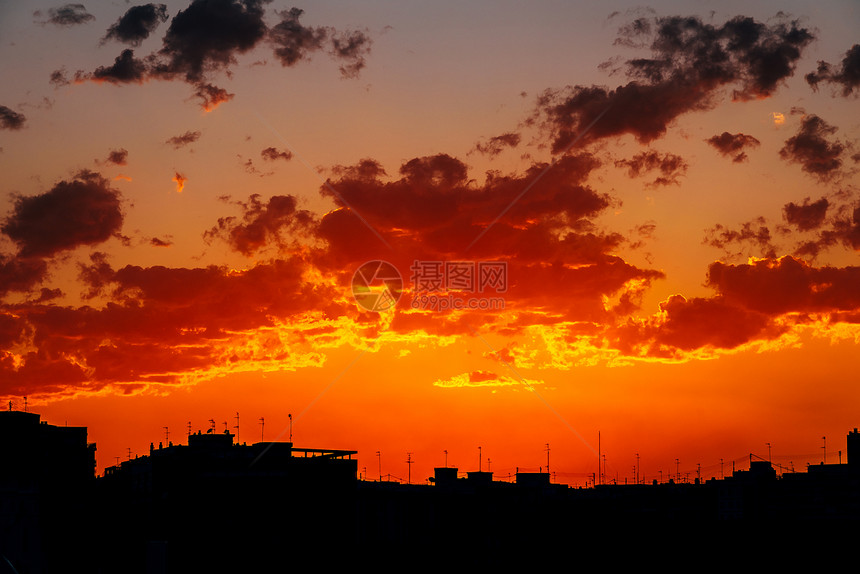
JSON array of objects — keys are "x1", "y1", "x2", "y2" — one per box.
[
  {"x1": 783, "y1": 197, "x2": 829, "y2": 231},
  {"x1": 204, "y1": 194, "x2": 315, "y2": 256},
  {"x1": 471, "y1": 132, "x2": 522, "y2": 157},
  {"x1": 150, "y1": 237, "x2": 172, "y2": 247},
  {"x1": 105, "y1": 148, "x2": 129, "y2": 166},
  {"x1": 0, "y1": 256, "x2": 48, "y2": 299},
  {"x1": 102, "y1": 4, "x2": 169, "y2": 47},
  {"x1": 705, "y1": 132, "x2": 760, "y2": 163},
  {"x1": 1, "y1": 171, "x2": 124, "y2": 258},
  {"x1": 75, "y1": 2, "x2": 372, "y2": 110},
  {"x1": 268, "y1": 7, "x2": 372, "y2": 77},
  {"x1": 0, "y1": 106, "x2": 26, "y2": 131},
  {"x1": 153, "y1": 0, "x2": 269, "y2": 83},
  {"x1": 49, "y1": 69, "x2": 70, "y2": 87},
  {"x1": 268, "y1": 8, "x2": 373, "y2": 78},
  {"x1": 704, "y1": 217, "x2": 776, "y2": 260},
  {"x1": 614, "y1": 150, "x2": 687, "y2": 186},
  {"x1": 80, "y1": 49, "x2": 149, "y2": 84},
  {"x1": 268, "y1": 7, "x2": 328, "y2": 67},
  {"x1": 193, "y1": 83, "x2": 234, "y2": 111},
  {"x1": 36, "y1": 4, "x2": 95, "y2": 27},
  {"x1": 260, "y1": 147, "x2": 292, "y2": 161},
  {"x1": 779, "y1": 115, "x2": 846, "y2": 181},
  {"x1": 535, "y1": 15, "x2": 813, "y2": 150},
  {"x1": 329, "y1": 29, "x2": 373, "y2": 78},
  {"x1": 166, "y1": 130, "x2": 201, "y2": 148},
  {"x1": 707, "y1": 256, "x2": 860, "y2": 316},
  {"x1": 806, "y1": 44, "x2": 860, "y2": 97},
  {"x1": 0, "y1": 253, "x2": 346, "y2": 396}
]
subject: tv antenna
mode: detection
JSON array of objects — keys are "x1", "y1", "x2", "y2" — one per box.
[
  {"x1": 376, "y1": 451, "x2": 382, "y2": 481},
  {"x1": 234, "y1": 412, "x2": 240, "y2": 442},
  {"x1": 163, "y1": 427, "x2": 169, "y2": 442},
  {"x1": 406, "y1": 452, "x2": 413, "y2": 484}
]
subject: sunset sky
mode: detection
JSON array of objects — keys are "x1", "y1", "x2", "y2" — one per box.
[{"x1": 1, "y1": 0, "x2": 859, "y2": 485}]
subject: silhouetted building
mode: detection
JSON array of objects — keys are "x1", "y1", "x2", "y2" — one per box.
[
  {"x1": 0, "y1": 410, "x2": 96, "y2": 573},
  {"x1": 96, "y1": 430, "x2": 357, "y2": 572}
]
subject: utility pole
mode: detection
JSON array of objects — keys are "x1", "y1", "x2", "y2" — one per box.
[
  {"x1": 598, "y1": 431, "x2": 601, "y2": 485},
  {"x1": 602, "y1": 455, "x2": 606, "y2": 486},
  {"x1": 376, "y1": 451, "x2": 381, "y2": 481},
  {"x1": 406, "y1": 452, "x2": 413, "y2": 484},
  {"x1": 635, "y1": 453, "x2": 640, "y2": 484},
  {"x1": 675, "y1": 458, "x2": 680, "y2": 482},
  {"x1": 766, "y1": 442, "x2": 772, "y2": 463}
]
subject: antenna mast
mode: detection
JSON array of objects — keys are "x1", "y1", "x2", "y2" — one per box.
[{"x1": 406, "y1": 452, "x2": 413, "y2": 484}]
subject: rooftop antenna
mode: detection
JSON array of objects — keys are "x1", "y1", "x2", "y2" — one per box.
[
  {"x1": 127, "y1": 447, "x2": 132, "y2": 461},
  {"x1": 635, "y1": 452, "x2": 640, "y2": 484},
  {"x1": 478, "y1": 446, "x2": 482, "y2": 472},
  {"x1": 822, "y1": 436, "x2": 826, "y2": 463},
  {"x1": 406, "y1": 452, "x2": 413, "y2": 484},
  {"x1": 259, "y1": 417, "x2": 265, "y2": 442},
  {"x1": 443, "y1": 449, "x2": 448, "y2": 468},
  {"x1": 376, "y1": 451, "x2": 381, "y2": 481},
  {"x1": 487, "y1": 457, "x2": 491, "y2": 472},
  {"x1": 163, "y1": 427, "x2": 169, "y2": 443},
  {"x1": 288, "y1": 413, "x2": 292, "y2": 443},
  {"x1": 222, "y1": 421, "x2": 228, "y2": 433},
  {"x1": 545, "y1": 443, "x2": 550, "y2": 475},
  {"x1": 186, "y1": 421, "x2": 192, "y2": 439},
  {"x1": 234, "y1": 412, "x2": 239, "y2": 443},
  {"x1": 598, "y1": 431, "x2": 601, "y2": 485}
]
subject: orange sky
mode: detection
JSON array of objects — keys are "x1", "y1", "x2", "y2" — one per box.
[{"x1": 1, "y1": 0, "x2": 859, "y2": 483}]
